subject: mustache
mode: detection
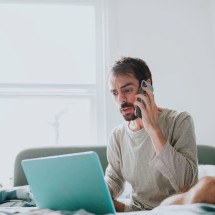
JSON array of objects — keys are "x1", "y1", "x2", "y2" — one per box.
[{"x1": 121, "y1": 102, "x2": 134, "y2": 109}]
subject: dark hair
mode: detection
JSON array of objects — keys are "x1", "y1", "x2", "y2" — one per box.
[{"x1": 110, "y1": 56, "x2": 153, "y2": 85}]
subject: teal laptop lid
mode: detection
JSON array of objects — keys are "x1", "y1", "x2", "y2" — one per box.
[{"x1": 21, "y1": 151, "x2": 115, "y2": 214}]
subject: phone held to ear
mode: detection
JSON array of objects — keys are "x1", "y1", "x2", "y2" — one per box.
[{"x1": 134, "y1": 80, "x2": 154, "y2": 118}]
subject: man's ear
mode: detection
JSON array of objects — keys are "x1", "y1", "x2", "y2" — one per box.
[{"x1": 146, "y1": 79, "x2": 152, "y2": 85}]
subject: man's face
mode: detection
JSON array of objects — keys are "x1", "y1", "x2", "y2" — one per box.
[{"x1": 109, "y1": 73, "x2": 139, "y2": 121}]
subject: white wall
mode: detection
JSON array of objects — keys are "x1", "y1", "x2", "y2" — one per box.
[{"x1": 105, "y1": 0, "x2": 215, "y2": 146}]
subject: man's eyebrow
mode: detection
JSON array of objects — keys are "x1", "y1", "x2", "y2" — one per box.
[
  {"x1": 110, "y1": 83, "x2": 134, "y2": 93},
  {"x1": 121, "y1": 83, "x2": 133, "y2": 89},
  {"x1": 110, "y1": 89, "x2": 116, "y2": 93}
]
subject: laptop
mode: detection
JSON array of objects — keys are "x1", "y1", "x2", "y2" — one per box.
[{"x1": 21, "y1": 151, "x2": 116, "y2": 214}]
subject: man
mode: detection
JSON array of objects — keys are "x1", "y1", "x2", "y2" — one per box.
[{"x1": 104, "y1": 56, "x2": 198, "y2": 211}]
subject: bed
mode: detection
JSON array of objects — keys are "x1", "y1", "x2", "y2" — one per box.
[{"x1": 0, "y1": 145, "x2": 215, "y2": 214}]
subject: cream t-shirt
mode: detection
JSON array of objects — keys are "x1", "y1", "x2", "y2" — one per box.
[{"x1": 105, "y1": 108, "x2": 198, "y2": 211}]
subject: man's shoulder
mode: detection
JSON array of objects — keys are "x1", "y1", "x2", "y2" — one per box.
[
  {"x1": 160, "y1": 108, "x2": 194, "y2": 129},
  {"x1": 111, "y1": 122, "x2": 127, "y2": 135},
  {"x1": 162, "y1": 108, "x2": 192, "y2": 121},
  {"x1": 108, "y1": 123, "x2": 127, "y2": 150}
]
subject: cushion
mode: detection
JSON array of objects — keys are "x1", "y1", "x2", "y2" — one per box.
[{"x1": 198, "y1": 165, "x2": 215, "y2": 179}]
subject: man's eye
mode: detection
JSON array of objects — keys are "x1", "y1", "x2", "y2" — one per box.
[
  {"x1": 112, "y1": 91, "x2": 118, "y2": 96},
  {"x1": 125, "y1": 88, "x2": 133, "y2": 93}
]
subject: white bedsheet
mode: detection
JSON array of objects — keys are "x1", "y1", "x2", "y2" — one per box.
[{"x1": 1, "y1": 204, "x2": 215, "y2": 215}]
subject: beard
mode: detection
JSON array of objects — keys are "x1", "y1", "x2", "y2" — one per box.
[
  {"x1": 123, "y1": 113, "x2": 138, "y2": 121},
  {"x1": 120, "y1": 102, "x2": 138, "y2": 121}
]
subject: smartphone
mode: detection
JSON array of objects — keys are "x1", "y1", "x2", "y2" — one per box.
[{"x1": 134, "y1": 80, "x2": 154, "y2": 118}]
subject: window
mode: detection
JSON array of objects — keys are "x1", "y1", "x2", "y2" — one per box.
[{"x1": 0, "y1": 0, "x2": 105, "y2": 187}]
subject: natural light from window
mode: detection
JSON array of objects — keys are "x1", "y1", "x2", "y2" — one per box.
[{"x1": 0, "y1": 1, "x2": 105, "y2": 188}]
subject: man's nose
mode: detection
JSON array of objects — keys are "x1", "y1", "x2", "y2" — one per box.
[{"x1": 117, "y1": 93, "x2": 126, "y2": 104}]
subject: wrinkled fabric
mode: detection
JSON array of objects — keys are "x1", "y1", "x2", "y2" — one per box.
[{"x1": 0, "y1": 186, "x2": 35, "y2": 207}]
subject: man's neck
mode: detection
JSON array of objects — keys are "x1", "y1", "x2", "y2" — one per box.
[{"x1": 128, "y1": 118, "x2": 143, "y2": 132}]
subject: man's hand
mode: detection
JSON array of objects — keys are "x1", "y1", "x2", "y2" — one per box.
[
  {"x1": 113, "y1": 199, "x2": 125, "y2": 212},
  {"x1": 134, "y1": 86, "x2": 167, "y2": 154}
]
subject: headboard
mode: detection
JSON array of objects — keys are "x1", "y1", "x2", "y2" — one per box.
[
  {"x1": 13, "y1": 145, "x2": 107, "y2": 187},
  {"x1": 197, "y1": 145, "x2": 215, "y2": 165},
  {"x1": 13, "y1": 144, "x2": 215, "y2": 187}
]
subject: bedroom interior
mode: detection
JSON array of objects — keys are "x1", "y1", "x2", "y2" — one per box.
[
  {"x1": 0, "y1": 144, "x2": 214, "y2": 214},
  {"x1": 0, "y1": 0, "x2": 215, "y2": 214}
]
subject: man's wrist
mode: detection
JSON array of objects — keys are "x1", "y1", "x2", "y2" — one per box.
[{"x1": 113, "y1": 199, "x2": 125, "y2": 212}]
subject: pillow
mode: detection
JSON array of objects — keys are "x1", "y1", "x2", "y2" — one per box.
[{"x1": 198, "y1": 165, "x2": 215, "y2": 179}]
